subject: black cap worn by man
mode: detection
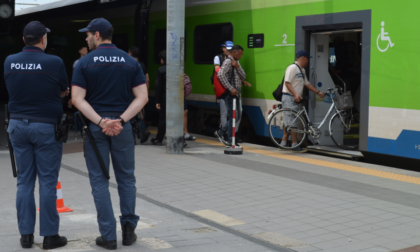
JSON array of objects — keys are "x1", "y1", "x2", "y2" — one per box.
[
  {"x1": 78, "y1": 18, "x2": 113, "y2": 35},
  {"x1": 23, "y1": 21, "x2": 50, "y2": 42}
]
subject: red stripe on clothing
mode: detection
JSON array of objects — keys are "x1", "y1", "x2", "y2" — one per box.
[
  {"x1": 4, "y1": 71, "x2": 57, "y2": 76},
  {"x1": 83, "y1": 64, "x2": 135, "y2": 69}
]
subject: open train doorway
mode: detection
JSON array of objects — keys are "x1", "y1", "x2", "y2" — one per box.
[
  {"x1": 295, "y1": 10, "x2": 372, "y2": 159},
  {"x1": 307, "y1": 30, "x2": 362, "y2": 158}
]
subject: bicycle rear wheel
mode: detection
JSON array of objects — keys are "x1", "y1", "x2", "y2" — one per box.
[
  {"x1": 268, "y1": 109, "x2": 307, "y2": 149},
  {"x1": 329, "y1": 112, "x2": 359, "y2": 150}
]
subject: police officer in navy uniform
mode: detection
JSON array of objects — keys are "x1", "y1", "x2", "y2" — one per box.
[
  {"x1": 3, "y1": 21, "x2": 68, "y2": 250},
  {"x1": 71, "y1": 18, "x2": 148, "y2": 250}
]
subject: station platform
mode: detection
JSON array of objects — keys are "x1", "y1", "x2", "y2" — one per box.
[{"x1": 1, "y1": 129, "x2": 420, "y2": 252}]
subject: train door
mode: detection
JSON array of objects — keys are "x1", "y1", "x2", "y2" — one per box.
[
  {"x1": 295, "y1": 10, "x2": 372, "y2": 158},
  {"x1": 308, "y1": 30, "x2": 362, "y2": 152}
]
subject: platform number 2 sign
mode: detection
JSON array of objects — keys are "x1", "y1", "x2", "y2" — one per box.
[{"x1": 283, "y1": 34, "x2": 287, "y2": 44}]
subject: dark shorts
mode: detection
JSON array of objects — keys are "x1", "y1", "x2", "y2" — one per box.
[{"x1": 184, "y1": 98, "x2": 188, "y2": 111}]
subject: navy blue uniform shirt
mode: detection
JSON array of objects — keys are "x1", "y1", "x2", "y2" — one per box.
[
  {"x1": 4, "y1": 46, "x2": 68, "y2": 123},
  {"x1": 71, "y1": 43, "x2": 146, "y2": 114}
]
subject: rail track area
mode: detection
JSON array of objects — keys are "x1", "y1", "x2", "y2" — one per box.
[{"x1": 0, "y1": 130, "x2": 419, "y2": 252}]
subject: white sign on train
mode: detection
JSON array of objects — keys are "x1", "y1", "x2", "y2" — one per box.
[
  {"x1": 275, "y1": 34, "x2": 295, "y2": 47},
  {"x1": 377, "y1": 21, "x2": 394, "y2": 53}
]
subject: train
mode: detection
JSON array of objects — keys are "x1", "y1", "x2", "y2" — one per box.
[{"x1": 0, "y1": 0, "x2": 418, "y2": 168}]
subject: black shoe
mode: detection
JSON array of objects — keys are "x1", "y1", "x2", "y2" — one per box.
[
  {"x1": 183, "y1": 141, "x2": 188, "y2": 148},
  {"x1": 20, "y1": 234, "x2": 34, "y2": 249},
  {"x1": 214, "y1": 130, "x2": 229, "y2": 146},
  {"x1": 43, "y1": 235, "x2": 67, "y2": 250},
  {"x1": 151, "y1": 138, "x2": 162, "y2": 146},
  {"x1": 140, "y1": 130, "x2": 151, "y2": 143},
  {"x1": 96, "y1": 236, "x2": 117, "y2": 250},
  {"x1": 122, "y1": 223, "x2": 137, "y2": 246}
]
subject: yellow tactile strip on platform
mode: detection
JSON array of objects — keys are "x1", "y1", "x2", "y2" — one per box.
[
  {"x1": 245, "y1": 148, "x2": 420, "y2": 185},
  {"x1": 147, "y1": 130, "x2": 420, "y2": 185},
  {"x1": 193, "y1": 138, "x2": 420, "y2": 186}
]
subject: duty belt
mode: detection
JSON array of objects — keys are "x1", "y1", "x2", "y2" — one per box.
[{"x1": 10, "y1": 118, "x2": 56, "y2": 124}]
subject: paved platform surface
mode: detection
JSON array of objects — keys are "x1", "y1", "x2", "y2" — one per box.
[{"x1": 1, "y1": 129, "x2": 420, "y2": 252}]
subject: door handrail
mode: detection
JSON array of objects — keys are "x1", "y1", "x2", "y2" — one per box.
[{"x1": 328, "y1": 66, "x2": 347, "y2": 93}]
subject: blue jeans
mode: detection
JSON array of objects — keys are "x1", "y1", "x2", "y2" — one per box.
[
  {"x1": 7, "y1": 119, "x2": 62, "y2": 236},
  {"x1": 220, "y1": 95, "x2": 242, "y2": 144},
  {"x1": 85, "y1": 118, "x2": 139, "y2": 240}
]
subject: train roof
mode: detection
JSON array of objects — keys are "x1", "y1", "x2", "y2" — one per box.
[
  {"x1": 16, "y1": 0, "x2": 90, "y2": 16},
  {"x1": 15, "y1": 0, "x2": 232, "y2": 17}
]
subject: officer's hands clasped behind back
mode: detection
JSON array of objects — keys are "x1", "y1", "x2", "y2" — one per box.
[{"x1": 101, "y1": 118, "x2": 123, "y2": 136}]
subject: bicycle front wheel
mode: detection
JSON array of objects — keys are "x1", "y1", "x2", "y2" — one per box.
[
  {"x1": 268, "y1": 109, "x2": 307, "y2": 149},
  {"x1": 329, "y1": 112, "x2": 359, "y2": 150}
]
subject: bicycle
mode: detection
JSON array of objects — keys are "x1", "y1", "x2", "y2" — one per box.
[{"x1": 267, "y1": 86, "x2": 359, "y2": 150}]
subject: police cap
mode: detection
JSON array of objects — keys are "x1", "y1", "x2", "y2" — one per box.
[
  {"x1": 79, "y1": 18, "x2": 113, "y2": 36},
  {"x1": 23, "y1": 21, "x2": 50, "y2": 42}
]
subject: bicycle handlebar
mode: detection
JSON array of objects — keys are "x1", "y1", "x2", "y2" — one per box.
[{"x1": 326, "y1": 86, "x2": 343, "y2": 95}]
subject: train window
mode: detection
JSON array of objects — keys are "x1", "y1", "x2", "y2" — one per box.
[
  {"x1": 194, "y1": 23, "x2": 233, "y2": 64},
  {"x1": 248, "y1": 34, "x2": 264, "y2": 48}
]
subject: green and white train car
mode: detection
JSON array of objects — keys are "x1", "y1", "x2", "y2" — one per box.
[
  {"x1": 3, "y1": 0, "x2": 418, "y2": 164},
  {"x1": 150, "y1": 0, "x2": 420, "y2": 163}
]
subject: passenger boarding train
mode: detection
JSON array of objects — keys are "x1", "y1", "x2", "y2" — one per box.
[{"x1": 0, "y1": 0, "x2": 417, "y2": 167}]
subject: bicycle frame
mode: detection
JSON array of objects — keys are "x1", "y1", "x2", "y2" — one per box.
[
  {"x1": 304, "y1": 101, "x2": 339, "y2": 130},
  {"x1": 267, "y1": 89, "x2": 348, "y2": 134}
]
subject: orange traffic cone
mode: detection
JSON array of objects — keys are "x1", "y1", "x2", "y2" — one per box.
[
  {"x1": 56, "y1": 176, "x2": 73, "y2": 213},
  {"x1": 37, "y1": 176, "x2": 73, "y2": 213}
]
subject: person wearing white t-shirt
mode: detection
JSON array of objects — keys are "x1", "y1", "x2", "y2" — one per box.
[
  {"x1": 281, "y1": 50, "x2": 325, "y2": 152},
  {"x1": 215, "y1": 41, "x2": 231, "y2": 131}
]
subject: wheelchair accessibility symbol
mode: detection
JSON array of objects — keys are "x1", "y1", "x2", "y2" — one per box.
[{"x1": 377, "y1": 21, "x2": 394, "y2": 52}]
